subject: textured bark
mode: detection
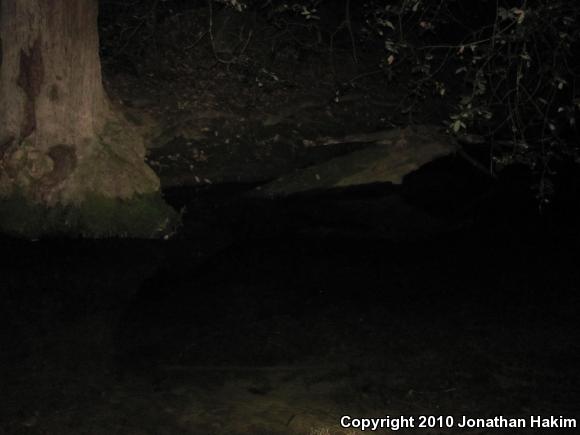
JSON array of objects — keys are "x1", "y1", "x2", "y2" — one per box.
[{"x1": 0, "y1": 0, "x2": 159, "y2": 205}]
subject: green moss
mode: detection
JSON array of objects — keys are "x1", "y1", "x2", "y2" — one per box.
[
  {"x1": 0, "y1": 192, "x2": 180, "y2": 239},
  {"x1": 76, "y1": 193, "x2": 179, "y2": 238}
]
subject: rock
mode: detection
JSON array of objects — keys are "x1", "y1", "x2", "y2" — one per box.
[{"x1": 251, "y1": 125, "x2": 458, "y2": 197}]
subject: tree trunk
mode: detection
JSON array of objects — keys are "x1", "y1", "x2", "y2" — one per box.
[{"x1": 0, "y1": 0, "x2": 171, "y2": 236}]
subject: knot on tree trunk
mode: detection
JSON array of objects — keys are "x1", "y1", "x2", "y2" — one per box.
[
  {"x1": 44, "y1": 144, "x2": 77, "y2": 187},
  {"x1": 2, "y1": 142, "x2": 77, "y2": 202}
]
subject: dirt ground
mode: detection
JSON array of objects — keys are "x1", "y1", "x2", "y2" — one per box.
[{"x1": 1, "y1": 227, "x2": 579, "y2": 435}]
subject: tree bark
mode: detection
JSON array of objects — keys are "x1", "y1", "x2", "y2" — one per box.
[{"x1": 0, "y1": 0, "x2": 159, "y2": 207}]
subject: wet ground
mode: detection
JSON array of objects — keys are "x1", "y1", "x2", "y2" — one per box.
[{"x1": 1, "y1": 157, "x2": 579, "y2": 434}]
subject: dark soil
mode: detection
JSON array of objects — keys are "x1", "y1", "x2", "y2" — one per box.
[{"x1": 1, "y1": 173, "x2": 579, "y2": 434}]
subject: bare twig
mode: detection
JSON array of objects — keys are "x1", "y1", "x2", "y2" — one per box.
[{"x1": 345, "y1": 0, "x2": 358, "y2": 65}]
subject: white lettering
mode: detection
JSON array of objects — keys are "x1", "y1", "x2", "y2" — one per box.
[
  {"x1": 531, "y1": 416, "x2": 577, "y2": 428},
  {"x1": 339, "y1": 416, "x2": 415, "y2": 431}
]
